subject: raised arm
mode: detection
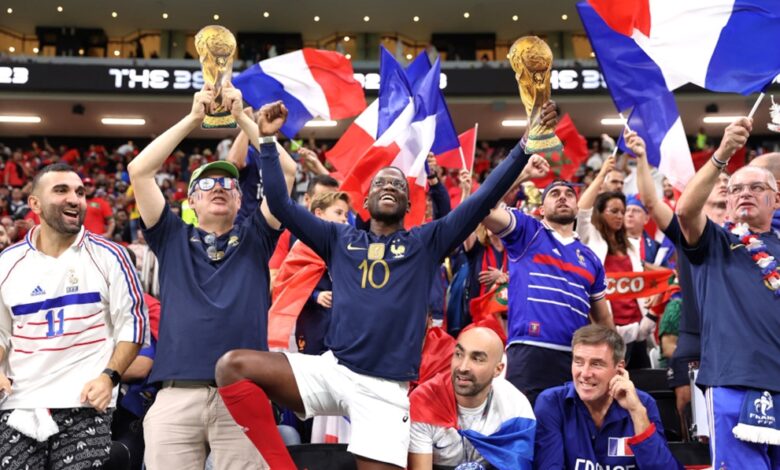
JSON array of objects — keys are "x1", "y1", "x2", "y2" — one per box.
[
  {"x1": 128, "y1": 85, "x2": 215, "y2": 227},
  {"x1": 225, "y1": 108, "x2": 254, "y2": 171},
  {"x1": 578, "y1": 154, "x2": 615, "y2": 211},
  {"x1": 626, "y1": 130, "x2": 673, "y2": 230},
  {"x1": 676, "y1": 118, "x2": 750, "y2": 245},
  {"x1": 482, "y1": 154, "x2": 549, "y2": 233},
  {"x1": 221, "y1": 88, "x2": 298, "y2": 230},
  {"x1": 257, "y1": 101, "x2": 334, "y2": 259}
]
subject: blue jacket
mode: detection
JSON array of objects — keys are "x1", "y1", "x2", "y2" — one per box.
[{"x1": 533, "y1": 382, "x2": 683, "y2": 470}]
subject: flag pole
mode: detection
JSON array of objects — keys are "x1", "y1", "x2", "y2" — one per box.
[
  {"x1": 471, "y1": 123, "x2": 478, "y2": 172},
  {"x1": 457, "y1": 147, "x2": 468, "y2": 171},
  {"x1": 748, "y1": 92, "x2": 765, "y2": 119}
]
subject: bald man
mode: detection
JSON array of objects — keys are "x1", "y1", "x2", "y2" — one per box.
[
  {"x1": 408, "y1": 327, "x2": 536, "y2": 470},
  {"x1": 750, "y1": 152, "x2": 780, "y2": 236}
]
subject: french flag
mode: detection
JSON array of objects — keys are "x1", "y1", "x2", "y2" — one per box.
[
  {"x1": 233, "y1": 48, "x2": 366, "y2": 138},
  {"x1": 327, "y1": 51, "x2": 459, "y2": 176},
  {"x1": 338, "y1": 49, "x2": 446, "y2": 227},
  {"x1": 607, "y1": 436, "x2": 635, "y2": 457},
  {"x1": 578, "y1": 0, "x2": 780, "y2": 189}
]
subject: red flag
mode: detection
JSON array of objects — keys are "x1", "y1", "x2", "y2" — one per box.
[
  {"x1": 604, "y1": 269, "x2": 674, "y2": 301},
  {"x1": 410, "y1": 371, "x2": 458, "y2": 428},
  {"x1": 411, "y1": 327, "x2": 456, "y2": 392},
  {"x1": 691, "y1": 146, "x2": 747, "y2": 174},
  {"x1": 267, "y1": 242, "x2": 327, "y2": 349},
  {"x1": 531, "y1": 114, "x2": 589, "y2": 188},
  {"x1": 469, "y1": 283, "x2": 509, "y2": 322},
  {"x1": 435, "y1": 126, "x2": 477, "y2": 170}
]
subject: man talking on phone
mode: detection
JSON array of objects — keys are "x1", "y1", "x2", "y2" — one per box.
[{"x1": 532, "y1": 325, "x2": 682, "y2": 470}]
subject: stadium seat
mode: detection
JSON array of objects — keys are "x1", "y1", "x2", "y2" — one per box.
[
  {"x1": 630, "y1": 368, "x2": 669, "y2": 393},
  {"x1": 668, "y1": 441, "x2": 711, "y2": 467},
  {"x1": 288, "y1": 444, "x2": 357, "y2": 470},
  {"x1": 649, "y1": 389, "x2": 683, "y2": 442},
  {"x1": 104, "y1": 441, "x2": 131, "y2": 470}
]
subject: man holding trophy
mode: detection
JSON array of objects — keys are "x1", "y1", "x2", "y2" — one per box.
[{"x1": 127, "y1": 25, "x2": 297, "y2": 470}]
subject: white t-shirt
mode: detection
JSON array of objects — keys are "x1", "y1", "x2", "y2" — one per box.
[{"x1": 409, "y1": 377, "x2": 535, "y2": 467}]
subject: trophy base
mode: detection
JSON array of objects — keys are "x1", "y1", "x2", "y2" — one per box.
[
  {"x1": 202, "y1": 111, "x2": 237, "y2": 129},
  {"x1": 526, "y1": 132, "x2": 563, "y2": 154}
]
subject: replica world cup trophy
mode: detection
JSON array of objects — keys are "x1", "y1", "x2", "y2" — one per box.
[
  {"x1": 508, "y1": 36, "x2": 562, "y2": 154},
  {"x1": 195, "y1": 25, "x2": 237, "y2": 129}
]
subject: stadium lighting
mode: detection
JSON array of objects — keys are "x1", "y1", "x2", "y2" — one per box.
[
  {"x1": 501, "y1": 119, "x2": 527, "y2": 127},
  {"x1": 101, "y1": 118, "x2": 146, "y2": 126},
  {"x1": 0, "y1": 115, "x2": 41, "y2": 123},
  {"x1": 600, "y1": 117, "x2": 627, "y2": 126},
  {"x1": 305, "y1": 119, "x2": 338, "y2": 128},
  {"x1": 702, "y1": 115, "x2": 742, "y2": 124}
]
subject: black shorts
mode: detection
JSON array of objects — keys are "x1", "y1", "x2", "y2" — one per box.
[
  {"x1": 506, "y1": 343, "x2": 572, "y2": 406},
  {"x1": 667, "y1": 356, "x2": 696, "y2": 388},
  {"x1": 0, "y1": 407, "x2": 113, "y2": 470}
]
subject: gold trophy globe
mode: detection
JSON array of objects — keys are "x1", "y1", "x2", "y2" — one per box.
[
  {"x1": 508, "y1": 36, "x2": 562, "y2": 153},
  {"x1": 195, "y1": 25, "x2": 237, "y2": 129}
]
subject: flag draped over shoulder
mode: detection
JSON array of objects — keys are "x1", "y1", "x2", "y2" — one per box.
[
  {"x1": 267, "y1": 241, "x2": 326, "y2": 350},
  {"x1": 234, "y1": 48, "x2": 366, "y2": 138},
  {"x1": 578, "y1": 0, "x2": 780, "y2": 189},
  {"x1": 409, "y1": 371, "x2": 535, "y2": 470}
]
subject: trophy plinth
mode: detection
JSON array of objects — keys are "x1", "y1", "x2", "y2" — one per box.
[
  {"x1": 509, "y1": 36, "x2": 562, "y2": 154},
  {"x1": 195, "y1": 25, "x2": 237, "y2": 129}
]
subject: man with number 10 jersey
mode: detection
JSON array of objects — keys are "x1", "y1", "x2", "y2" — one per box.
[{"x1": 214, "y1": 101, "x2": 558, "y2": 470}]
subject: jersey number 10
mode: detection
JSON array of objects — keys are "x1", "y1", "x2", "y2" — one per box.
[{"x1": 358, "y1": 260, "x2": 390, "y2": 289}]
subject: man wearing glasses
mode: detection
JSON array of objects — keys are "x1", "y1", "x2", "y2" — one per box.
[
  {"x1": 127, "y1": 84, "x2": 296, "y2": 470},
  {"x1": 214, "y1": 100, "x2": 557, "y2": 470},
  {"x1": 676, "y1": 117, "x2": 780, "y2": 468}
]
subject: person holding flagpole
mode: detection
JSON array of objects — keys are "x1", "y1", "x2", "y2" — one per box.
[
  {"x1": 675, "y1": 116, "x2": 780, "y2": 468},
  {"x1": 214, "y1": 97, "x2": 558, "y2": 469}
]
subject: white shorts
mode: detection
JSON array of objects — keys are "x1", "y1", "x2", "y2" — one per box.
[{"x1": 284, "y1": 350, "x2": 410, "y2": 468}]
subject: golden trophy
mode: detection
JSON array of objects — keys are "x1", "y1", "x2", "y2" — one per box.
[
  {"x1": 195, "y1": 25, "x2": 237, "y2": 129},
  {"x1": 508, "y1": 36, "x2": 562, "y2": 154}
]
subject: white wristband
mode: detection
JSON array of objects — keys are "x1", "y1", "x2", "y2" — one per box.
[{"x1": 260, "y1": 135, "x2": 277, "y2": 145}]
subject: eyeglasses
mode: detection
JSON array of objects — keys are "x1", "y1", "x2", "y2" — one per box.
[
  {"x1": 371, "y1": 177, "x2": 407, "y2": 191},
  {"x1": 203, "y1": 232, "x2": 225, "y2": 261},
  {"x1": 727, "y1": 182, "x2": 774, "y2": 196},
  {"x1": 190, "y1": 177, "x2": 237, "y2": 195}
]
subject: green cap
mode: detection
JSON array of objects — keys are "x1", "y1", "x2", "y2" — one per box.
[{"x1": 188, "y1": 161, "x2": 239, "y2": 193}]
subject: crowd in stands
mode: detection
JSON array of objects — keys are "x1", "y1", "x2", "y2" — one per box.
[{"x1": 1, "y1": 97, "x2": 778, "y2": 470}]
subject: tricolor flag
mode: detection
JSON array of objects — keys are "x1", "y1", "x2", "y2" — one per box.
[
  {"x1": 578, "y1": 0, "x2": 780, "y2": 190},
  {"x1": 234, "y1": 48, "x2": 366, "y2": 138},
  {"x1": 338, "y1": 49, "x2": 444, "y2": 227},
  {"x1": 327, "y1": 51, "x2": 459, "y2": 175},
  {"x1": 410, "y1": 372, "x2": 535, "y2": 470},
  {"x1": 608, "y1": 436, "x2": 636, "y2": 457}
]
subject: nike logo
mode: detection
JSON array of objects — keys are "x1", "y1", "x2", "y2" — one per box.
[
  {"x1": 432, "y1": 442, "x2": 450, "y2": 450},
  {"x1": 730, "y1": 243, "x2": 745, "y2": 250},
  {"x1": 347, "y1": 243, "x2": 367, "y2": 251}
]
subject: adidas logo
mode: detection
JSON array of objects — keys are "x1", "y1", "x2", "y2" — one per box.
[{"x1": 31, "y1": 285, "x2": 45, "y2": 296}]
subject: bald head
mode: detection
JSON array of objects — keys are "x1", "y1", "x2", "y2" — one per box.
[
  {"x1": 750, "y1": 153, "x2": 780, "y2": 185},
  {"x1": 456, "y1": 326, "x2": 504, "y2": 366}
]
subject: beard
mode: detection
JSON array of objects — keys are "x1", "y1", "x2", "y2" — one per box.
[
  {"x1": 451, "y1": 369, "x2": 491, "y2": 398},
  {"x1": 40, "y1": 202, "x2": 85, "y2": 235},
  {"x1": 546, "y1": 211, "x2": 577, "y2": 226},
  {"x1": 367, "y1": 194, "x2": 407, "y2": 225}
]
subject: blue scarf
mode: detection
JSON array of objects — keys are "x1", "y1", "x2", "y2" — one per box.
[
  {"x1": 733, "y1": 389, "x2": 780, "y2": 445},
  {"x1": 458, "y1": 417, "x2": 536, "y2": 470},
  {"x1": 772, "y1": 210, "x2": 780, "y2": 236}
]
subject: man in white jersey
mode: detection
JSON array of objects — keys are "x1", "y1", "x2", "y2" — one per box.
[
  {"x1": 408, "y1": 327, "x2": 536, "y2": 469},
  {"x1": 0, "y1": 163, "x2": 148, "y2": 469}
]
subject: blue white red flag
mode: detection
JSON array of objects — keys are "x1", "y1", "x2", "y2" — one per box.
[
  {"x1": 578, "y1": 0, "x2": 780, "y2": 189},
  {"x1": 234, "y1": 48, "x2": 366, "y2": 138}
]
